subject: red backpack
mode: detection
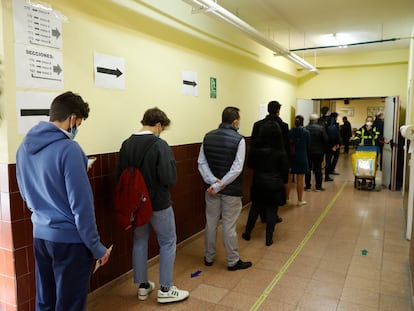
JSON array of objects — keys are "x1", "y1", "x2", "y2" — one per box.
[
  {"x1": 115, "y1": 139, "x2": 156, "y2": 230},
  {"x1": 115, "y1": 167, "x2": 152, "y2": 230}
]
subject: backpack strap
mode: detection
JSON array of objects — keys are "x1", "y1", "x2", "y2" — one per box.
[{"x1": 136, "y1": 137, "x2": 158, "y2": 169}]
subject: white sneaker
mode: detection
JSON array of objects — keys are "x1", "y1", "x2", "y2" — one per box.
[
  {"x1": 297, "y1": 200, "x2": 307, "y2": 206},
  {"x1": 157, "y1": 286, "x2": 189, "y2": 304},
  {"x1": 138, "y1": 281, "x2": 155, "y2": 300}
]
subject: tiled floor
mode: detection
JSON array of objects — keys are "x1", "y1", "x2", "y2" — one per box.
[{"x1": 87, "y1": 152, "x2": 413, "y2": 311}]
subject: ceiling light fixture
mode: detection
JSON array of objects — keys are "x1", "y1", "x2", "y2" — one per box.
[
  {"x1": 182, "y1": 0, "x2": 318, "y2": 73},
  {"x1": 290, "y1": 37, "x2": 405, "y2": 52},
  {"x1": 333, "y1": 33, "x2": 348, "y2": 48}
]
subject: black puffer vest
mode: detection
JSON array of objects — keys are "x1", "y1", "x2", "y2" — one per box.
[{"x1": 203, "y1": 123, "x2": 243, "y2": 196}]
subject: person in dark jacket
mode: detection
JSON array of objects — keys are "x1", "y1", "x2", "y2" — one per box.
[
  {"x1": 118, "y1": 107, "x2": 189, "y2": 303},
  {"x1": 325, "y1": 112, "x2": 341, "y2": 181},
  {"x1": 305, "y1": 114, "x2": 328, "y2": 191},
  {"x1": 16, "y1": 91, "x2": 112, "y2": 311},
  {"x1": 373, "y1": 112, "x2": 384, "y2": 169},
  {"x1": 354, "y1": 115, "x2": 380, "y2": 146},
  {"x1": 287, "y1": 115, "x2": 310, "y2": 205},
  {"x1": 251, "y1": 101, "x2": 286, "y2": 222},
  {"x1": 340, "y1": 116, "x2": 352, "y2": 154},
  {"x1": 242, "y1": 117, "x2": 288, "y2": 246},
  {"x1": 198, "y1": 106, "x2": 252, "y2": 271},
  {"x1": 318, "y1": 106, "x2": 330, "y2": 128}
]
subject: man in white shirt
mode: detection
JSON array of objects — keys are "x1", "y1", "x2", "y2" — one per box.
[{"x1": 198, "y1": 106, "x2": 252, "y2": 271}]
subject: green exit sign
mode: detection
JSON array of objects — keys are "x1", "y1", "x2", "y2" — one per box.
[{"x1": 210, "y1": 77, "x2": 217, "y2": 99}]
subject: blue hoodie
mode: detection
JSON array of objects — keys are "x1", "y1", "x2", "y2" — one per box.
[{"x1": 16, "y1": 121, "x2": 106, "y2": 259}]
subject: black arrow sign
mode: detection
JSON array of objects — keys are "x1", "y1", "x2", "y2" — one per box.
[
  {"x1": 183, "y1": 80, "x2": 197, "y2": 87},
  {"x1": 97, "y1": 67, "x2": 123, "y2": 78},
  {"x1": 51, "y1": 28, "x2": 61, "y2": 39},
  {"x1": 53, "y1": 64, "x2": 62, "y2": 75},
  {"x1": 20, "y1": 109, "x2": 49, "y2": 116}
]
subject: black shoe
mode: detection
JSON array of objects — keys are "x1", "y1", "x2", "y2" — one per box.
[
  {"x1": 325, "y1": 176, "x2": 334, "y2": 182},
  {"x1": 242, "y1": 232, "x2": 251, "y2": 241},
  {"x1": 266, "y1": 239, "x2": 273, "y2": 246},
  {"x1": 227, "y1": 259, "x2": 252, "y2": 271},
  {"x1": 204, "y1": 257, "x2": 213, "y2": 267},
  {"x1": 276, "y1": 216, "x2": 283, "y2": 223},
  {"x1": 330, "y1": 171, "x2": 340, "y2": 175}
]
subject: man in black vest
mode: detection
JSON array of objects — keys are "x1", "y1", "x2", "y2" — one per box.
[{"x1": 198, "y1": 107, "x2": 252, "y2": 271}]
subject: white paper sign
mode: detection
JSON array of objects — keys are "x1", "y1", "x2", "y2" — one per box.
[
  {"x1": 182, "y1": 71, "x2": 198, "y2": 96},
  {"x1": 259, "y1": 104, "x2": 266, "y2": 119},
  {"x1": 94, "y1": 53, "x2": 125, "y2": 90},
  {"x1": 16, "y1": 91, "x2": 59, "y2": 134},
  {"x1": 15, "y1": 43, "x2": 64, "y2": 89},
  {"x1": 13, "y1": 0, "x2": 63, "y2": 49}
]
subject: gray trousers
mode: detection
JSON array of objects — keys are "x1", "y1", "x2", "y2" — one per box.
[{"x1": 204, "y1": 192, "x2": 242, "y2": 266}]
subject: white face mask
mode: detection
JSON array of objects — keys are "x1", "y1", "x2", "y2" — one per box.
[{"x1": 366, "y1": 121, "x2": 373, "y2": 127}]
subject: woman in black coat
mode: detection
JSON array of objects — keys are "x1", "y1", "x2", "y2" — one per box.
[{"x1": 242, "y1": 118, "x2": 289, "y2": 246}]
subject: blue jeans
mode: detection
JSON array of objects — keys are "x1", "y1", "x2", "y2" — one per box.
[
  {"x1": 34, "y1": 238, "x2": 93, "y2": 311},
  {"x1": 133, "y1": 206, "x2": 176, "y2": 288}
]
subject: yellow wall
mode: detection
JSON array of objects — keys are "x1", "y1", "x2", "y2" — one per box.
[
  {"x1": 334, "y1": 98, "x2": 384, "y2": 129},
  {"x1": 297, "y1": 51, "x2": 408, "y2": 105},
  {"x1": 0, "y1": 0, "x2": 297, "y2": 163},
  {"x1": 0, "y1": 0, "x2": 410, "y2": 163}
]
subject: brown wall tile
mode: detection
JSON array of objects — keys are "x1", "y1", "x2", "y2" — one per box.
[
  {"x1": 0, "y1": 221, "x2": 13, "y2": 250},
  {"x1": 8, "y1": 165, "x2": 19, "y2": 193},
  {"x1": 10, "y1": 192, "x2": 25, "y2": 222},
  {"x1": 3, "y1": 140, "x2": 254, "y2": 307},
  {"x1": 12, "y1": 219, "x2": 32, "y2": 250},
  {"x1": 13, "y1": 247, "x2": 29, "y2": 278},
  {"x1": 0, "y1": 249, "x2": 15, "y2": 277},
  {"x1": 16, "y1": 273, "x2": 33, "y2": 304},
  {"x1": 0, "y1": 275, "x2": 17, "y2": 305}
]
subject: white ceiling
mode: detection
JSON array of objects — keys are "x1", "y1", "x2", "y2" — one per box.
[{"x1": 214, "y1": 0, "x2": 414, "y2": 57}]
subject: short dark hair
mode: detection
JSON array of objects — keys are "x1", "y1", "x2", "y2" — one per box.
[
  {"x1": 222, "y1": 106, "x2": 240, "y2": 124},
  {"x1": 321, "y1": 106, "x2": 329, "y2": 116},
  {"x1": 268, "y1": 101, "x2": 281, "y2": 114},
  {"x1": 49, "y1": 91, "x2": 89, "y2": 122},
  {"x1": 294, "y1": 115, "x2": 304, "y2": 127},
  {"x1": 141, "y1": 107, "x2": 171, "y2": 128}
]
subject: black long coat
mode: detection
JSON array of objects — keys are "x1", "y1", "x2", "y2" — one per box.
[{"x1": 248, "y1": 119, "x2": 289, "y2": 205}]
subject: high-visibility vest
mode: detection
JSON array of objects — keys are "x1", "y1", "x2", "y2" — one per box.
[{"x1": 355, "y1": 126, "x2": 379, "y2": 146}]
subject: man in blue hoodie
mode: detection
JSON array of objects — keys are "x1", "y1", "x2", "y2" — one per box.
[{"x1": 16, "y1": 91, "x2": 112, "y2": 311}]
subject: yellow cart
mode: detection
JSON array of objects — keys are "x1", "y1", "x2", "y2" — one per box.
[{"x1": 351, "y1": 146, "x2": 378, "y2": 190}]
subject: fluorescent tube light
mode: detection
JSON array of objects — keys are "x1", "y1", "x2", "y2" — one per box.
[{"x1": 183, "y1": 0, "x2": 318, "y2": 73}]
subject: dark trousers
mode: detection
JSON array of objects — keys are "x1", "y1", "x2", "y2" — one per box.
[
  {"x1": 343, "y1": 138, "x2": 350, "y2": 153},
  {"x1": 331, "y1": 148, "x2": 340, "y2": 172},
  {"x1": 34, "y1": 238, "x2": 94, "y2": 311},
  {"x1": 305, "y1": 153, "x2": 324, "y2": 189},
  {"x1": 325, "y1": 149, "x2": 339, "y2": 176},
  {"x1": 245, "y1": 202, "x2": 278, "y2": 242}
]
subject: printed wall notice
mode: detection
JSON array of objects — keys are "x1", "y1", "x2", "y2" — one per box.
[
  {"x1": 182, "y1": 71, "x2": 198, "y2": 96},
  {"x1": 15, "y1": 43, "x2": 64, "y2": 89},
  {"x1": 94, "y1": 53, "x2": 125, "y2": 90},
  {"x1": 13, "y1": 0, "x2": 63, "y2": 49},
  {"x1": 16, "y1": 91, "x2": 58, "y2": 134}
]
